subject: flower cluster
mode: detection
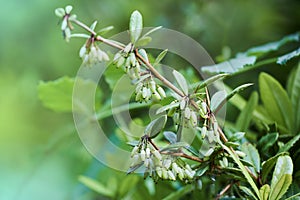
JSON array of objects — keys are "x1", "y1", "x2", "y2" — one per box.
[
  {"x1": 167, "y1": 98, "x2": 199, "y2": 128},
  {"x1": 113, "y1": 43, "x2": 141, "y2": 80},
  {"x1": 55, "y1": 5, "x2": 77, "y2": 42},
  {"x1": 129, "y1": 140, "x2": 196, "y2": 182},
  {"x1": 135, "y1": 77, "x2": 166, "y2": 102},
  {"x1": 79, "y1": 40, "x2": 109, "y2": 67}
]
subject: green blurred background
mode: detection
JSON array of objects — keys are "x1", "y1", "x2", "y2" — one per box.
[{"x1": 1, "y1": 0, "x2": 299, "y2": 199}]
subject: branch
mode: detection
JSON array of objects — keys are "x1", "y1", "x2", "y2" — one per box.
[
  {"x1": 70, "y1": 19, "x2": 124, "y2": 50},
  {"x1": 160, "y1": 151, "x2": 203, "y2": 163}
]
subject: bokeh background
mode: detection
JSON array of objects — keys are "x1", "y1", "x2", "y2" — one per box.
[{"x1": 1, "y1": 0, "x2": 299, "y2": 199}]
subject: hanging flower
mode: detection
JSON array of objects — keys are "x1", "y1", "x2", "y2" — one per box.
[
  {"x1": 79, "y1": 41, "x2": 109, "y2": 67},
  {"x1": 55, "y1": 5, "x2": 77, "y2": 42}
]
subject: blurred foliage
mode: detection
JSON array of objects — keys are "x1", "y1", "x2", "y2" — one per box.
[{"x1": 1, "y1": 0, "x2": 299, "y2": 199}]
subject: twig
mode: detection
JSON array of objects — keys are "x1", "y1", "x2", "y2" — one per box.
[
  {"x1": 215, "y1": 182, "x2": 234, "y2": 200},
  {"x1": 160, "y1": 151, "x2": 203, "y2": 163}
]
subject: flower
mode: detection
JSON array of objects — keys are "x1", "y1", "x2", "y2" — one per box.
[
  {"x1": 79, "y1": 43, "x2": 109, "y2": 67},
  {"x1": 55, "y1": 5, "x2": 77, "y2": 42}
]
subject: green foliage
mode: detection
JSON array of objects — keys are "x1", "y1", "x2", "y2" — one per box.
[
  {"x1": 145, "y1": 115, "x2": 167, "y2": 138},
  {"x1": 288, "y1": 63, "x2": 300, "y2": 132},
  {"x1": 241, "y1": 143, "x2": 260, "y2": 176},
  {"x1": 201, "y1": 32, "x2": 300, "y2": 76},
  {"x1": 236, "y1": 91, "x2": 258, "y2": 131},
  {"x1": 259, "y1": 73, "x2": 294, "y2": 133},
  {"x1": 129, "y1": 10, "x2": 143, "y2": 44},
  {"x1": 269, "y1": 156, "x2": 293, "y2": 200},
  {"x1": 36, "y1": 4, "x2": 300, "y2": 200}
]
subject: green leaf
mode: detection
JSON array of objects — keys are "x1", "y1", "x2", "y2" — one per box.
[
  {"x1": 142, "y1": 26, "x2": 162, "y2": 37},
  {"x1": 145, "y1": 115, "x2": 167, "y2": 138},
  {"x1": 212, "y1": 83, "x2": 253, "y2": 113},
  {"x1": 259, "y1": 184, "x2": 270, "y2": 200},
  {"x1": 201, "y1": 56, "x2": 256, "y2": 74},
  {"x1": 221, "y1": 143, "x2": 260, "y2": 199},
  {"x1": 163, "y1": 131, "x2": 177, "y2": 144},
  {"x1": 129, "y1": 10, "x2": 143, "y2": 44},
  {"x1": 259, "y1": 73, "x2": 294, "y2": 133},
  {"x1": 97, "y1": 25, "x2": 114, "y2": 35},
  {"x1": 289, "y1": 63, "x2": 300, "y2": 132},
  {"x1": 270, "y1": 174, "x2": 293, "y2": 200},
  {"x1": 241, "y1": 32, "x2": 300, "y2": 57},
  {"x1": 241, "y1": 142, "x2": 261, "y2": 176},
  {"x1": 38, "y1": 76, "x2": 99, "y2": 112},
  {"x1": 136, "y1": 36, "x2": 152, "y2": 46},
  {"x1": 277, "y1": 47, "x2": 300, "y2": 65},
  {"x1": 269, "y1": 155, "x2": 293, "y2": 200},
  {"x1": 196, "y1": 73, "x2": 228, "y2": 89},
  {"x1": 261, "y1": 152, "x2": 288, "y2": 183},
  {"x1": 239, "y1": 186, "x2": 259, "y2": 200},
  {"x1": 285, "y1": 192, "x2": 300, "y2": 200},
  {"x1": 160, "y1": 142, "x2": 190, "y2": 152},
  {"x1": 257, "y1": 132, "x2": 279, "y2": 153},
  {"x1": 173, "y1": 70, "x2": 189, "y2": 95},
  {"x1": 279, "y1": 134, "x2": 300, "y2": 153},
  {"x1": 210, "y1": 90, "x2": 226, "y2": 112},
  {"x1": 236, "y1": 92, "x2": 258, "y2": 131},
  {"x1": 156, "y1": 101, "x2": 180, "y2": 114},
  {"x1": 162, "y1": 185, "x2": 193, "y2": 200},
  {"x1": 78, "y1": 176, "x2": 115, "y2": 197},
  {"x1": 154, "y1": 49, "x2": 168, "y2": 66}
]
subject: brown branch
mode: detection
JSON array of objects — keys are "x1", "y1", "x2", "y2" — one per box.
[
  {"x1": 160, "y1": 151, "x2": 203, "y2": 163},
  {"x1": 215, "y1": 182, "x2": 234, "y2": 200}
]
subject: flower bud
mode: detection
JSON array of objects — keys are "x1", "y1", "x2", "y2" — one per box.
[
  {"x1": 142, "y1": 87, "x2": 148, "y2": 99},
  {"x1": 130, "y1": 53, "x2": 136, "y2": 66},
  {"x1": 134, "y1": 63, "x2": 140, "y2": 78},
  {"x1": 149, "y1": 80, "x2": 156, "y2": 92},
  {"x1": 172, "y1": 163, "x2": 179, "y2": 174},
  {"x1": 125, "y1": 57, "x2": 131, "y2": 69},
  {"x1": 64, "y1": 28, "x2": 71, "y2": 42},
  {"x1": 201, "y1": 126, "x2": 207, "y2": 138},
  {"x1": 146, "y1": 148, "x2": 150, "y2": 158},
  {"x1": 157, "y1": 87, "x2": 166, "y2": 98},
  {"x1": 131, "y1": 154, "x2": 140, "y2": 167},
  {"x1": 180, "y1": 99, "x2": 186, "y2": 110},
  {"x1": 156, "y1": 167, "x2": 162, "y2": 178},
  {"x1": 135, "y1": 92, "x2": 142, "y2": 102},
  {"x1": 153, "y1": 91, "x2": 161, "y2": 101},
  {"x1": 162, "y1": 168, "x2": 168, "y2": 179},
  {"x1": 201, "y1": 102, "x2": 207, "y2": 114},
  {"x1": 61, "y1": 19, "x2": 68, "y2": 30},
  {"x1": 184, "y1": 169, "x2": 194, "y2": 179},
  {"x1": 138, "y1": 49, "x2": 149, "y2": 62},
  {"x1": 184, "y1": 107, "x2": 191, "y2": 119},
  {"x1": 124, "y1": 43, "x2": 132, "y2": 54},
  {"x1": 131, "y1": 146, "x2": 139, "y2": 157},
  {"x1": 65, "y1": 5, "x2": 73, "y2": 14},
  {"x1": 140, "y1": 149, "x2": 146, "y2": 161},
  {"x1": 144, "y1": 158, "x2": 149, "y2": 168},
  {"x1": 163, "y1": 159, "x2": 172, "y2": 169},
  {"x1": 113, "y1": 53, "x2": 121, "y2": 63},
  {"x1": 116, "y1": 56, "x2": 125, "y2": 68},
  {"x1": 153, "y1": 150, "x2": 162, "y2": 161},
  {"x1": 190, "y1": 111, "x2": 197, "y2": 127},
  {"x1": 101, "y1": 51, "x2": 109, "y2": 61},
  {"x1": 207, "y1": 130, "x2": 214, "y2": 143},
  {"x1": 55, "y1": 8, "x2": 65, "y2": 18},
  {"x1": 178, "y1": 168, "x2": 185, "y2": 180},
  {"x1": 79, "y1": 45, "x2": 86, "y2": 58},
  {"x1": 167, "y1": 170, "x2": 176, "y2": 181}
]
